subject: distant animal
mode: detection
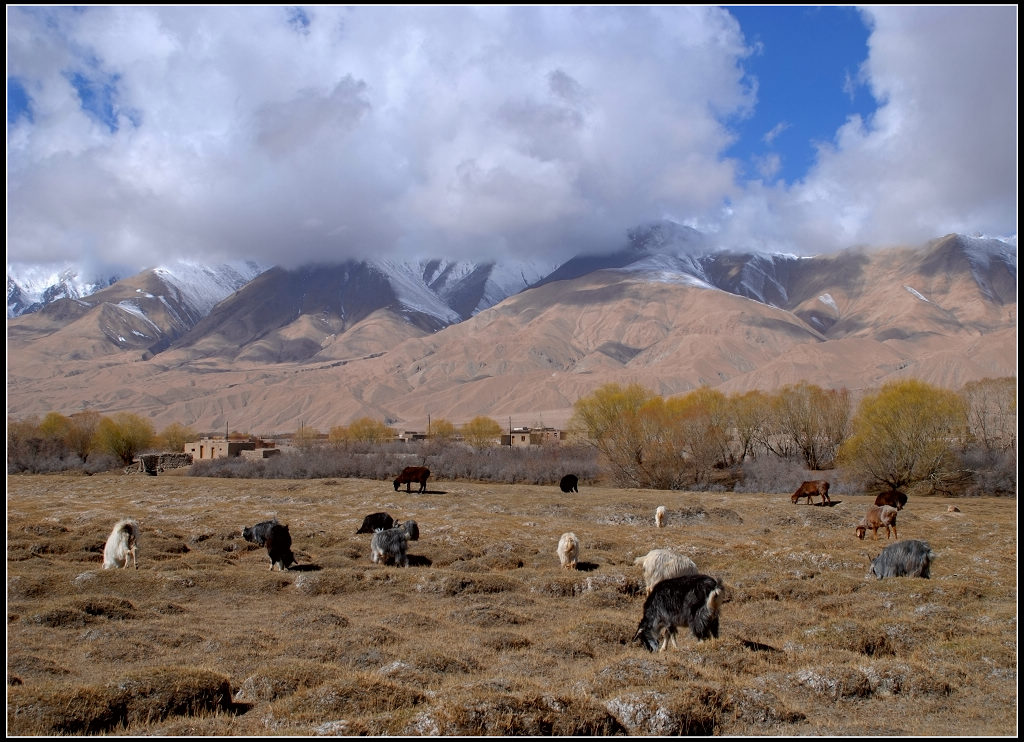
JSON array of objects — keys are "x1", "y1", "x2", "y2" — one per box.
[
  {"x1": 242, "y1": 518, "x2": 280, "y2": 546},
  {"x1": 874, "y1": 489, "x2": 908, "y2": 510},
  {"x1": 633, "y1": 548, "x2": 699, "y2": 595},
  {"x1": 559, "y1": 474, "x2": 579, "y2": 493},
  {"x1": 102, "y1": 518, "x2": 139, "y2": 570},
  {"x1": 394, "y1": 466, "x2": 430, "y2": 493},
  {"x1": 791, "y1": 480, "x2": 831, "y2": 504},
  {"x1": 655, "y1": 506, "x2": 666, "y2": 528},
  {"x1": 401, "y1": 520, "x2": 420, "y2": 541},
  {"x1": 633, "y1": 574, "x2": 724, "y2": 652},
  {"x1": 371, "y1": 527, "x2": 409, "y2": 567},
  {"x1": 856, "y1": 505, "x2": 899, "y2": 540},
  {"x1": 263, "y1": 522, "x2": 296, "y2": 571},
  {"x1": 557, "y1": 532, "x2": 580, "y2": 569},
  {"x1": 356, "y1": 512, "x2": 395, "y2": 534},
  {"x1": 869, "y1": 539, "x2": 934, "y2": 580},
  {"x1": 947, "y1": 505, "x2": 961, "y2": 513}
]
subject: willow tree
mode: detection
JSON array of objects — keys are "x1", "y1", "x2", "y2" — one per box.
[
  {"x1": 838, "y1": 379, "x2": 968, "y2": 493},
  {"x1": 93, "y1": 412, "x2": 156, "y2": 466},
  {"x1": 569, "y1": 383, "x2": 659, "y2": 487}
]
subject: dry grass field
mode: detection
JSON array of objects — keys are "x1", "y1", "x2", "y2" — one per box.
[{"x1": 6, "y1": 472, "x2": 1018, "y2": 736}]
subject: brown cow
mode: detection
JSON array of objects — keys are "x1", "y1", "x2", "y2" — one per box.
[
  {"x1": 791, "y1": 480, "x2": 831, "y2": 504},
  {"x1": 394, "y1": 466, "x2": 430, "y2": 493}
]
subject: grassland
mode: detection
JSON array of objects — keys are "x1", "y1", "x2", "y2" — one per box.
[{"x1": 6, "y1": 472, "x2": 1018, "y2": 735}]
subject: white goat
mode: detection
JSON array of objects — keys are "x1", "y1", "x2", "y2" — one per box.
[
  {"x1": 655, "y1": 506, "x2": 666, "y2": 528},
  {"x1": 371, "y1": 527, "x2": 409, "y2": 567},
  {"x1": 102, "y1": 518, "x2": 139, "y2": 569},
  {"x1": 634, "y1": 548, "x2": 698, "y2": 595},
  {"x1": 856, "y1": 505, "x2": 899, "y2": 540},
  {"x1": 557, "y1": 532, "x2": 580, "y2": 570}
]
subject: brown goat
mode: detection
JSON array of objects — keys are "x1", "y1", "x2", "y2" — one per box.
[
  {"x1": 393, "y1": 466, "x2": 430, "y2": 493},
  {"x1": 791, "y1": 480, "x2": 831, "y2": 504},
  {"x1": 856, "y1": 505, "x2": 899, "y2": 540},
  {"x1": 874, "y1": 489, "x2": 908, "y2": 510}
]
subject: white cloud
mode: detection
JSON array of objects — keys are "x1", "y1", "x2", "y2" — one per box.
[{"x1": 5, "y1": 5, "x2": 1017, "y2": 274}]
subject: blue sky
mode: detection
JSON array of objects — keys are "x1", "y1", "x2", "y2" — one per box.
[{"x1": 5, "y1": 6, "x2": 1017, "y2": 274}]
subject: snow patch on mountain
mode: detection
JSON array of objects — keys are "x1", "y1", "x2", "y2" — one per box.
[
  {"x1": 818, "y1": 294, "x2": 838, "y2": 312},
  {"x1": 904, "y1": 286, "x2": 930, "y2": 302},
  {"x1": 373, "y1": 259, "x2": 463, "y2": 324},
  {"x1": 152, "y1": 260, "x2": 269, "y2": 316}
]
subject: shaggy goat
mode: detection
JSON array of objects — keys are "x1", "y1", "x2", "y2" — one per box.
[
  {"x1": 242, "y1": 518, "x2": 280, "y2": 546},
  {"x1": 559, "y1": 474, "x2": 579, "y2": 493},
  {"x1": 869, "y1": 539, "x2": 934, "y2": 579},
  {"x1": 557, "y1": 532, "x2": 580, "y2": 569},
  {"x1": 655, "y1": 506, "x2": 666, "y2": 528},
  {"x1": 402, "y1": 519, "x2": 420, "y2": 541},
  {"x1": 856, "y1": 505, "x2": 899, "y2": 540},
  {"x1": 371, "y1": 527, "x2": 409, "y2": 567},
  {"x1": 263, "y1": 522, "x2": 296, "y2": 571},
  {"x1": 633, "y1": 548, "x2": 699, "y2": 595},
  {"x1": 102, "y1": 518, "x2": 139, "y2": 569},
  {"x1": 355, "y1": 512, "x2": 395, "y2": 534},
  {"x1": 633, "y1": 574, "x2": 723, "y2": 652},
  {"x1": 874, "y1": 489, "x2": 908, "y2": 510}
]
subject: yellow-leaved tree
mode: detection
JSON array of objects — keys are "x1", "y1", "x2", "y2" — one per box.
[
  {"x1": 461, "y1": 416, "x2": 503, "y2": 448},
  {"x1": 838, "y1": 379, "x2": 967, "y2": 493},
  {"x1": 93, "y1": 412, "x2": 156, "y2": 466}
]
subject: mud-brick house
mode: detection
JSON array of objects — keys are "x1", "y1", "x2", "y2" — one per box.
[
  {"x1": 184, "y1": 437, "x2": 256, "y2": 461},
  {"x1": 501, "y1": 426, "x2": 566, "y2": 448}
]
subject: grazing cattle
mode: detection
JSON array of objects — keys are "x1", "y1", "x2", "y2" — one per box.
[
  {"x1": 856, "y1": 505, "x2": 899, "y2": 540},
  {"x1": 102, "y1": 518, "x2": 139, "y2": 570},
  {"x1": 394, "y1": 466, "x2": 430, "y2": 493},
  {"x1": 874, "y1": 489, "x2": 908, "y2": 511},
  {"x1": 633, "y1": 548, "x2": 699, "y2": 595},
  {"x1": 371, "y1": 527, "x2": 409, "y2": 567},
  {"x1": 791, "y1": 480, "x2": 831, "y2": 505},
  {"x1": 264, "y1": 522, "x2": 296, "y2": 571},
  {"x1": 242, "y1": 518, "x2": 280, "y2": 546},
  {"x1": 655, "y1": 506, "x2": 666, "y2": 528},
  {"x1": 633, "y1": 574, "x2": 724, "y2": 652},
  {"x1": 869, "y1": 539, "x2": 934, "y2": 579},
  {"x1": 557, "y1": 532, "x2": 580, "y2": 569},
  {"x1": 559, "y1": 474, "x2": 579, "y2": 493},
  {"x1": 356, "y1": 512, "x2": 395, "y2": 534}
]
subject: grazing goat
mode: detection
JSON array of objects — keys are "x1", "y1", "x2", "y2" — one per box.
[
  {"x1": 557, "y1": 532, "x2": 580, "y2": 569},
  {"x1": 371, "y1": 527, "x2": 409, "y2": 567},
  {"x1": 856, "y1": 505, "x2": 899, "y2": 540},
  {"x1": 947, "y1": 505, "x2": 961, "y2": 513},
  {"x1": 869, "y1": 539, "x2": 934, "y2": 579},
  {"x1": 559, "y1": 474, "x2": 579, "y2": 493},
  {"x1": 102, "y1": 518, "x2": 139, "y2": 570},
  {"x1": 264, "y1": 522, "x2": 296, "y2": 571},
  {"x1": 874, "y1": 489, "x2": 908, "y2": 510},
  {"x1": 633, "y1": 548, "x2": 699, "y2": 595},
  {"x1": 394, "y1": 466, "x2": 430, "y2": 493},
  {"x1": 402, "y1": 519, "x2": 420, "y2": 541},
  {"x1": 242, "y1": 518, "x2": 280, "y2": 546},
  {"x1": 791, "y1": 480, "x2": 831, "y2": 504},
  {"x1": 356, "y1": 512, "x2": 395, "y2": 534},
  {"x1": 633, "y1": 574, "x2": 723, "y2": 652},
  {"x1": 655, "y1": 506, "x2": 666, "y2": 528}
]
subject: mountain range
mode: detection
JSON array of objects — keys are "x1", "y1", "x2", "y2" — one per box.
[{"x1": 6, "y1": 224, "x2": 1017, "y2": 436}]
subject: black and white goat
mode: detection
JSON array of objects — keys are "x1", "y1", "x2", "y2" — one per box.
[
  {"x1": 633, "y1": 574, "x2": 724, "y2": 652},
  {"x1": 242, "y1": 518, "x2": 279, "y2": 546}
]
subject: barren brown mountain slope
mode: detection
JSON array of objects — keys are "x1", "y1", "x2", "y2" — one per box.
[{"x1": 6, "y1": 239, "x2": 1016, "y2": 434}]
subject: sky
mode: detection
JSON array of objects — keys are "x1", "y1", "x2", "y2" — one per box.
[{"x1": 5, "y1": 5, "x2": 1018, "y2": 276}]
